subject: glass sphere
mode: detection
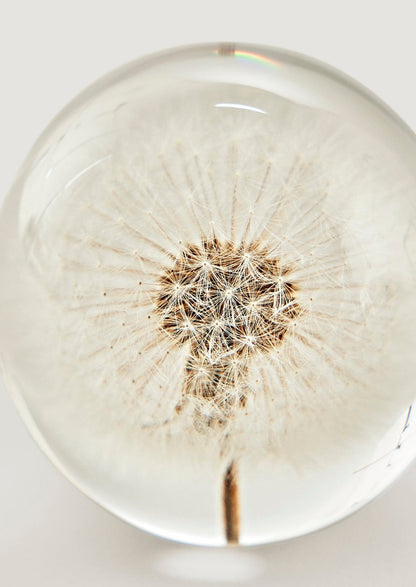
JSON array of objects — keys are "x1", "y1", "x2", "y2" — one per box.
[{"x1": 1, "y1": 43, "x2": 416, "y2": 546}]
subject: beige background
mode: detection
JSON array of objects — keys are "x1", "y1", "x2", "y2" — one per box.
[{"x1": 1, "y1": 1, "x2": 415, "y2": 585}]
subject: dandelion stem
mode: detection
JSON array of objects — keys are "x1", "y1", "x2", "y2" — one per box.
[{"x1": 223, "y1": 459, "x2": 239, "y2": 545}]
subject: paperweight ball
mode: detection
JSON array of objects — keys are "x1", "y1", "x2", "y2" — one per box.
[{"x1": 1, "y1": 43, "x2": 416, "y2": 546}]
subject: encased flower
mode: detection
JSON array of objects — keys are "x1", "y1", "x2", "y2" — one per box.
[{"x1": 2, "y1": 62, "x2": 416, "y2": 545}]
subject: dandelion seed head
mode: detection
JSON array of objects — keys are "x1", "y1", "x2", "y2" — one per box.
[{"x1": 155, "y1": 237, "x2": 299, "y2": 419}]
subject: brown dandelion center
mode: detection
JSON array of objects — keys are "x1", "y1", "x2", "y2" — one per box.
[{"x1": 156, "y1": 237, "x2": 299, "y2": 410}]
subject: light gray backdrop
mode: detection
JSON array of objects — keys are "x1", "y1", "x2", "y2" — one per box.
[{"x1": 1, "y1": 1, "x2": 415, "y2": 585}]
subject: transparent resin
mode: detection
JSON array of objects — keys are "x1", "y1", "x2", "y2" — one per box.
[{"x1": 1, "y1": 43, "x2": 416, "y2": 546}]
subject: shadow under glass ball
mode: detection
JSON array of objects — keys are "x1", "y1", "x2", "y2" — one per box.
[{"x1": 1, "y1": 43, "x2": 416, "y2": 546}]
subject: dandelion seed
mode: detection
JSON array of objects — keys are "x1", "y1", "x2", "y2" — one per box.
[{"x1": 1, "y1": 44, "x2": 416, "y2": 546}]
